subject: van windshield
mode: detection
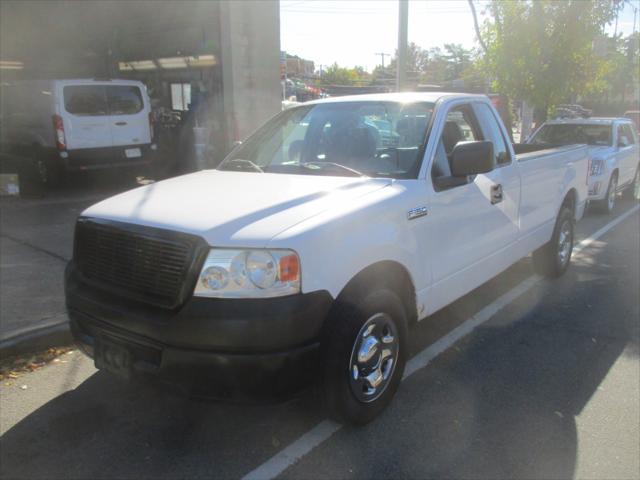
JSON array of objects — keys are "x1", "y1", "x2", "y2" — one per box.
[
  {"x1": 218, "y1": 101, "x2": 434, "y2": 178},
  {"x1": 63, "y1": 85, "x2": 143, "y2": 116}
]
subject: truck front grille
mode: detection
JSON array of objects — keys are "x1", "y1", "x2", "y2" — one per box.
[{"x1": 74, "y1": 219, "x2": 203, "y2": 308}]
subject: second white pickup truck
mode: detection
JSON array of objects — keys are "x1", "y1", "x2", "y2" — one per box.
[
  {"x1": 527, "y1": 117, "x2": 639, "y2": 214},
  {"x1": 66, "y1": 93, "x2": 588, "y2": 424}
]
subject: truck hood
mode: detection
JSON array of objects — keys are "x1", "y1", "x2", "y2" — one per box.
[{"x1": 82, "y1": 170, "x2": 392, "y2": 246}]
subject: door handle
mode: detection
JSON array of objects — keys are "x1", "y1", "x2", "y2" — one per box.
[
  {"x1": 114, "y1": 121, "x2": 127, "y2": 126},
  {"x1": 491, "y1": 184, "x2": 503, "y2": 204}
]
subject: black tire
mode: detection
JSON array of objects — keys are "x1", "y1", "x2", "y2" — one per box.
[
  {"x1": 532, "y1": 207, "x2": 574, "y2": 278},
  {"x1": 322, "y1": 287, "x2": 408, "y2": 425},
  {"x1": 594, "y1": 172, "x2": 618, "y2": 214},
  {"x1": 623, "y1": 166, "x2": 639, "y2": 200}
]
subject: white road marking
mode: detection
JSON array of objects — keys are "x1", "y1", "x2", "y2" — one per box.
[
  {"x1": 241, "y1": 420, "x2": 342, "y2": 480},
  {"x1": 240, "y1": 204, "x2": 640, "y2": 480},
  {"x1": 573, "y1": 204, "x2": 639, "y2": 255}
]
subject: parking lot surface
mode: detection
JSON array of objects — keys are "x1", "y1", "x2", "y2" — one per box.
[
  {"x1": 0, "y1": 187, "x2": 638, "y2": 480},
  {"x1": 0, "y1": 176, "x2": 143, "y2": 345}
]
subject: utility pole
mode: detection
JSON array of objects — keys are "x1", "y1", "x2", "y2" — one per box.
[
  {"x1": 375, "y1": 52, "x2": 390, "y2": 68},
  {"x1": 396, "y1": 0, "x2": 408, "y2": 91}
]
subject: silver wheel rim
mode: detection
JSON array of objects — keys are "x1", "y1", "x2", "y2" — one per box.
[
  {"x1": 608, "y1": 176, "x2": 617, "y2": 210},
  {"x1": 348, "y1": 312, "x2": 399, "y2": 403},
  {"x1": 557, "y1": 219, "x2": 573, "y2": 267}
]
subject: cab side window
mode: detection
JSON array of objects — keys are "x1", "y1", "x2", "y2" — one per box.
[
  {"x1": 622, "y1": 124, "x2": 636, "y2": 145},
  {"x1": 616, "y1": 124, "x2": 631, "y2": 147},
  {"x1": 473, "y1": 102, "x2": 510, "y2": 165},
  {"x1": 432, "y1": 104, "x2": 482, "y2": 185}
]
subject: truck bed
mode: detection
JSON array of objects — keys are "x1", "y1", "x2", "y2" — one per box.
[{"x1": 513, "y1": 143, "x2": 584, "y2": 160}]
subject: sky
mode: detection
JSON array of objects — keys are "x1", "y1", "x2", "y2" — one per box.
[{"x1": 280, "y1": 0, "x2": 640, "y2": 72}]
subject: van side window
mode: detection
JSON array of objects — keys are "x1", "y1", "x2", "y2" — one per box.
[
  {"x1": 64, "y1": 86, "x2": 108, "y2": 116},
  {"x1": 473, "y1": 102, "x2": 510, "y2": 165}
]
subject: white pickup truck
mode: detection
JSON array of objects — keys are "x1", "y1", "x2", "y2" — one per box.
[
  {"x1": 527, "y1": 117, "x2": 639, "y2": 213},
  {"x1": 66, "y1": 93, "x2": 588, "y2": 424}
]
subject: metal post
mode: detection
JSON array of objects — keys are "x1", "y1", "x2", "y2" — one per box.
[{"x1": 396, "y1": 0, "x2": 408, "y2": 92}]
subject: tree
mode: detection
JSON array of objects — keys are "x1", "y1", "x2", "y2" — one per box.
[
  {"x1": 320, "y1": 63, "x2": 369, "y2": 86},
  {"x1": 471, "y1": 0, "x2": 622, "y2": 122},
  {"x1": 372, "y1": 42, "x2": 476, "y2": 87}
]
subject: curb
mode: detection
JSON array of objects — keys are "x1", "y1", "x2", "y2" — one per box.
[{"x1": 0, "y1": 321, "x2": 73, "y2": 359}]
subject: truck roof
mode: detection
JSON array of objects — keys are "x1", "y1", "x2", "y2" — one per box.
[{"x1": 305, "y1": 92, "x2": 487, "y2": 105}]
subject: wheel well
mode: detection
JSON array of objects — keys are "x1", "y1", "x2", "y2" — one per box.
[
  {"x1": 561, "y1": 188, "x2": 577, "y2": 216},
  {"x1": 336, "y1": 261, "x2": 418, "y2": 325}
]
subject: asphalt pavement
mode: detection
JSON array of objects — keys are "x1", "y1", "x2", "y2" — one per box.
[
  {"x1": 0, "y1": 197, "x2": 638, "y2": 480},
  {"x1": 0, "y1": 174, "x2": 143, "y2": 350}
]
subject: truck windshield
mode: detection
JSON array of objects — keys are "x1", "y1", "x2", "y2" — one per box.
[
  {"x1": 530, "y1": 124, "x2": 612, "y2": 146},
  {"x1": 218, "y1": 101, "x2": 434, "y2": 178}
]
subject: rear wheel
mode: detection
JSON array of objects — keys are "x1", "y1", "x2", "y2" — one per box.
[
  {"x1": 594, "y1": 173, "x2": 618, "y2": 214},
  {"x1": 322, "y1": 288, "x2": 407, "y2": 425},
  {"x1": 532, "y1": 207, "x2": 574, "y2": 278},
  {"x1": 623, "y1": 166, "x2": 639, "y2": 200}
]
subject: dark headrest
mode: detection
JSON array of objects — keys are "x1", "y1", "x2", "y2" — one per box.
[{"x1": 443, "y1": 121, "x2": 463, "y2": 153}]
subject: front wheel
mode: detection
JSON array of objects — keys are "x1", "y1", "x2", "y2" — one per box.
[
  {"x1": 594, "y1": 173, "x2": 618, "y2": 214},
  {"x1": 532, "y1": 207, "x2": 574, "y2": 278},
  {"x1": 322, "y1": 288, "x2": 407, "y2": 425}
]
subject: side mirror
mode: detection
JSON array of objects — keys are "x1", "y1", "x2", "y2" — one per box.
[
  {"x1": 450, "y1": 140, "x2": 495, "y2": 176},
  {"x1": 618, "y1": 136, "x2": 630, "y2": 148}
]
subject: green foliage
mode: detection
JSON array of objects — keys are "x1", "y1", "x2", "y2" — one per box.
[
  {"x1": 599, "y1": 32, "x2": 639, "y2": 102},
  {"x1": 320, "y1": 63, "x2": 370, "y2": 86},
  {"x1": 480, "y1": 0, "x2": 622, "y2": 115},
  {"x1": 371, "y1": 42, "x2": 477, "y2": 86}
]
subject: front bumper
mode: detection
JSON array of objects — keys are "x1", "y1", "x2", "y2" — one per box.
[{"x1": 65, "y1": 263, "x2": 333, "y2": 401}]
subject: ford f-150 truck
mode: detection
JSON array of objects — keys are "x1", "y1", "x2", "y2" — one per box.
[
  {"x1": 66, "y1": 93, "x2": 589, "y2": 424},
  {"x1": 527, "y1": 117, "x2": 639, "y2": 213}
]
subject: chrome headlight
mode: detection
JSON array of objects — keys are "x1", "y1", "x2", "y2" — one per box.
[
  {"x1": 590, "y1": 159, "x2": 605, "y2": 176},
  {"x1": 194, "y1": 249, "x2": 300, "y2": 298}
]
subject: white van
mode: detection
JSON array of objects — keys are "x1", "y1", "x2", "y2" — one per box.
[{"x1": 0, "y1": 79, "x2": 155, "y2": 185}]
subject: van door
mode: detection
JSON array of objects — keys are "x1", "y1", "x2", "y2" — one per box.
[
  {"x1": 426, "y1": 102, "x2": 520, "y2": 313},
  {"x1": 60, "y1": 84, "x2": 112, "y2": 150},
  {"x1": 106, "y1": 85, "x2": 150, "y2": 149}
]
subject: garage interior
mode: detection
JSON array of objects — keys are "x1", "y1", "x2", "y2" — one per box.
[{"x1": 0, "y1": 0, "x2": 281, "y2": 175}]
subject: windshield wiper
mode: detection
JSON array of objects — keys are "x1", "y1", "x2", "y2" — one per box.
[
  {"x1": 219, "y1": 159, "x2": 264, "y2": 173},
  {"x1": 302, "y1": 162, "x2": 365, "y2": 177}
]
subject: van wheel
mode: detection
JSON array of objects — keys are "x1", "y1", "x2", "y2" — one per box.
[
  {"x1": 31, "y1": 147, "x2": 61, "y2": 188},
  {"x1": 532, "y1": 207, "x2": 574, "y2": 278},
  {"x1": 594, "y1": 173, "x2": 617, "y2": 214},
  {"x1": 322, "y1": 288, "x2": 407, "y2": 425}
]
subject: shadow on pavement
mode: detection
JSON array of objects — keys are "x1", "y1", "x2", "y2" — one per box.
[{"x1": 0, "y1": 370, "x2": 325, "y2": 479}]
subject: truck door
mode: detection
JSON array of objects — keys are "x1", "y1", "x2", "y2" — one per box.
[{"x1": 426, "y1": 101, "x2": 520, "y2": 313}]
